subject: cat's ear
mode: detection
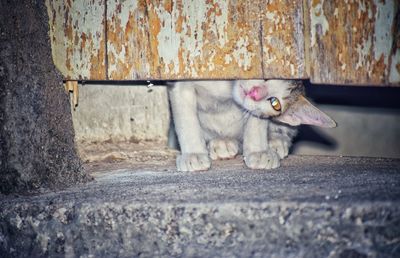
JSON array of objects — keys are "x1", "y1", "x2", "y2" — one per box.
[{"x1": 274, "y1": 96, "x2": 337, "y2": 128}]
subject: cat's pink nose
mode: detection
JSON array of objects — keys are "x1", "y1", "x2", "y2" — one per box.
[{"x1": 247, "y1": 86, "x2": 264, "y2": 101}]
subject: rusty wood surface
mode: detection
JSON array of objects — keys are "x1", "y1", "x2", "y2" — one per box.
[
  {"x1": 261, "y1": 0, "x2": 307, "y2": 78},
  {"x1": 306, "y1": 0, "x2": 400, "y2": 85},
  {"x1": 46, "y1": 0, "x2": 107, "y2": 80},
  {"x1": 107, "y1": 0, "x2": 152, "y2": 79},
  {"x1": 47, "y1": 0, "x2": 399, "y2": 85},
  {"x1": 107, "y1": 0, "x2": 265, "y2": 80}
]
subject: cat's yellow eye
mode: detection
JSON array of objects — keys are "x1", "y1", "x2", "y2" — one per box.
[{"x1": 268, "y1": 97, "x2": 281, "y2": 112}]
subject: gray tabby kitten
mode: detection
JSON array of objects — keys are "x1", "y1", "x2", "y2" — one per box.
[{"x1": 169, "y1": 80, "x2": 336, "y2": 171}]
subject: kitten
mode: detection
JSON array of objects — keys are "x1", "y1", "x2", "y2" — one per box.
[{"x1": 169, "y1": 80, "x2": 336, "y2": 171}]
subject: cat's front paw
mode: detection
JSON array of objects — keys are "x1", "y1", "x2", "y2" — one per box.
[
  {"x1": 269, "y1": 139, "x2": 290, "y2": 159},
  {"x1": 208, "y1": 139, "x2": 239, "y2": 160},
  {"x1": 176, "y1": 153, "x2": 211, "y2": 172},
  {"x1": 244, "y1": 150, "x2": 280, "y2": 170}
]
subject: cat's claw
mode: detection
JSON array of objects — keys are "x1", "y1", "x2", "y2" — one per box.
[
  {"x1": 208, "y1": 139, "x2": 239, "y2": 160},
  {"x1": 269, "y1": 139, "x2": 289, "y2": 159},
  {"x1": 176, "y1": 153, "x2": 211, "y2": 172},
  {"x1": 244, "y1": 150, "x2": 280, "y2": 170}
]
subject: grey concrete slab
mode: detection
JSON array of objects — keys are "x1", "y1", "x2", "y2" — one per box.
[{"x1": 1, "y1": 155, "x2": 400, "y2": 257}]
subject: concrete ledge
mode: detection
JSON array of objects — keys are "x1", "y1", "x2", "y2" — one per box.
[
  {"x1": 1, "y1": 156, "x2": 399, "y2": 257},
  {"x1": 71, "y1": 84, "x2": 170, "y2": 144}
]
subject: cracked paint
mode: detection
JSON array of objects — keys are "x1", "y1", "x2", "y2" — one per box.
[
  {"x1": 310, "y1": 0, "x2": 329, "y2": 47},
  {"x1": 107, "y1": 0, "x2": 262, "y2": 79},
  {"x1": 46, "y1": 0, "x2": 106, "y2": 80},
  {"x1": 261, "y1": 0, "x2": 306, "y2": 78},
  {"x1": 389, "y1": 50, "x2": 400, "y2": 83},
  {"x1": 232, "y1": 36, "x2": 255, "y2": 71},
  {"x1": 107, "y1": 0, "x2": 153, "y2": 79},
  {"x1": 47, "y1": 0, "x2": 398, "y2": 85},
  {"x1": 373, "y1": 0, "x2": 395, "y2": 72},
  {"x1": 308, "y1": 0, "x2": 399, "y2": 85},
  {"x1": 355, "y1": 36, "x2": 372, "y2": 71}
]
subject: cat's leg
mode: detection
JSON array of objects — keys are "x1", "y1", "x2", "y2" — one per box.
[
  {"x1": 268, "y1": 123, "x2": 297, "y2": 159},
  {"x1": 169, "y1": 83, "x2": 211, "y2": 171},
  {"x1": 243, "y1": 116, "x2": 280, "y2": 169},
  {"x1": 208, "y1": 139, "x2": 239, "y2": 160},
  {"x1": 176, "y1": 153, "x2": 211, "y2": 172},
  {"x1": 268, "y1": 138, "x2": 290, "y2": 159}
]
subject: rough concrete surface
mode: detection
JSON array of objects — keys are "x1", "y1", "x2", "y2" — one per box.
[
  {"x1": 1, "y1": 155, "x2": 399, "y2": 258},
  {"x1": 71, "y1": 84, "x2": 170, "y2": 144},
  {"x1": 0, "y1": 0, "x2": 88, "y2": 194}
]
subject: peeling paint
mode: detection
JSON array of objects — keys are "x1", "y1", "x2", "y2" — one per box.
[
  {"x1": 389, "y1": 50, "x2": 400, "y2": 83},
  {"x1": 355, "y1": 36, "x2": 372, "y2": 71},
  {"x1": 373, "y1": 0, "x2": 395, "y2": 69},
  {"x1": 156, "y1": 0, "x2": 213, "y2": 76},
  {"x1": 310, "y1": 0, "x2": 329, "y2": 47},
  {"x1": 261, "y1": 0, "x2": 306, "y2": 78},
  {"x1": 119, "y1": 1, "x2": 138, "y2": 28},
  {"x1": 47, "y1": 0, "x2": 304, "y2": 80},
  {"x1": 232, "y1": 36, "x2": 255, "y2": 71},
  {"x1": 308, "y1": 0, "x2": 399, "y2": 85},
  {"x1": 107, "y1": 0, "x2": 155, "y2": 79},
  {"x1": 47, "y1": 0, "x2": 397, "y2": 85},
  {"x1": 107, "y1": 0, "x2": 263, "y2": 79},
  {"x1": 46, "y1": 0, "x2": 106, "y2": 80}
]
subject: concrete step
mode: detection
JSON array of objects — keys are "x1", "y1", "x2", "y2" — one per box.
[{"x1": 1, "y1": 155, "x2": 399, "y2": 257}]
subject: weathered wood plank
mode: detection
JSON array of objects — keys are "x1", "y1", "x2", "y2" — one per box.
[
  {"x1": 46, "y1": 0, "x2": 106, "y2": 80},
  {"x1": 47, "y1": 0, "x2": 398, "y2": 85},
  {"x1": 107, "y1": 0, "x2": 263, "y2": 80},
  {"x1": 261, "y1": 0, "x2": 306, "y2": 78},
  {"x1": 306, "y1": 0, "x2": 399, "y2": 85},
  {"x1": 107, "y1": 0, "x2": 151, "y2": 79}
]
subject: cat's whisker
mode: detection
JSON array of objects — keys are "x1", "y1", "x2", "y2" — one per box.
[{"x1": 239, "y1": 109, "x2": 251, "y2": 123}]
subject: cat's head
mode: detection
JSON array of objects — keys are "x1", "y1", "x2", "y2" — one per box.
[{"x1": 232, "y1": 80, "x2": 336, "y2": 128}]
